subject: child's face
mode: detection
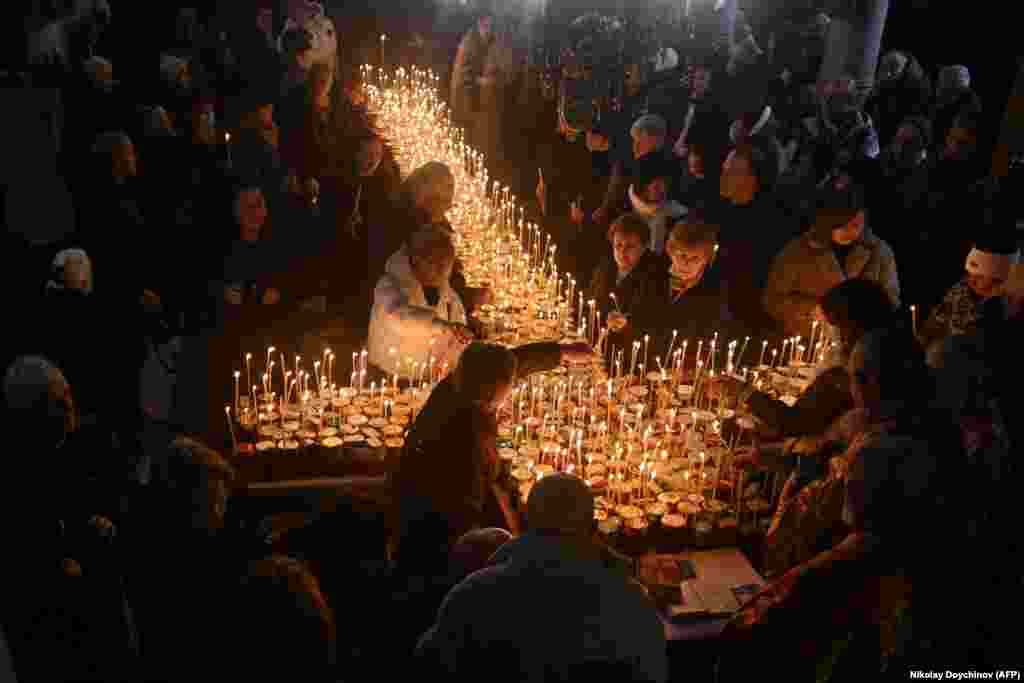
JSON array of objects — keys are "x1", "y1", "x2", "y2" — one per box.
[{"x1": 967, "y1": 273, "x2": 1004, "y2": 299}]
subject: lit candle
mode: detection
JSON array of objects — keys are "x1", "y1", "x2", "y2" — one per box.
[{"x1": 233, "y1": 371, "x2": 240, "y2": 415}]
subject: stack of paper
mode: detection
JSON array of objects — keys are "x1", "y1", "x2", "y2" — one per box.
[{"x1": 642, "y1": 548, "x2": 765, "y2": 618}]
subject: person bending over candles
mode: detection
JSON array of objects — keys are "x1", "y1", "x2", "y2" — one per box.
[
  {"x1": 917, "y1": 231, "x2": 1018, "y2": 365},
  {"x1": 716, "y1": 279, "x2": 898, "y2": 575},
  {"x1": 367, "y1": 225, "x2": 473, "y2": 380},
  {"x1": 589, "y1": 214, "x2": 669, "y2": 361},
  {"x1": 392, "y1": 341, "x2": 594, "y2": 597},
  {"x1": 718, "y1": 327, "x2": 962, "y2": 679}
]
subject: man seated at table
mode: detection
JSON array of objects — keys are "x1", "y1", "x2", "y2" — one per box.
[
  {"x1": 416, "y1": 473, "x2": 668, "y2": 683},
  {"x1": 367, "y1": 225, "x2": 474, "y2": 383}
]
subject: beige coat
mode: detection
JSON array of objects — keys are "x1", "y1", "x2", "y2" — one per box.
[{"x1": 763, "y1": 227, "x2": 900, "y2": 337}]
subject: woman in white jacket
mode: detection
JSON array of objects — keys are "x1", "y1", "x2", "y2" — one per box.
[{"x1": 367, "y1": 225, "x2": 473, "y2": 380}]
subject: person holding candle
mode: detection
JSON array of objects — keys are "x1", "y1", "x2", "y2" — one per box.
[
  {"x1": 762, "y1": 171, "x2": 900, "y2": 338},
  {"x1": 393, "y1": 340, "x2": 594, "y2": 590},
  {"x1": 588, "y1": 214, "x2": 670, "y2": 365},
  {"x1": 367, "y1": 225, "x2": 472, "y2": 382}
]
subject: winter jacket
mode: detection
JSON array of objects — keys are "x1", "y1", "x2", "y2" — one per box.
[
  {"x1": 712, "y1": 195, "x2": 800, "y2": 337},
  {"x1": 589, "y1": 249, "x2": 671, "y2": 362},
  {"x1": 393, "y1": 343, "x2": 562, "y2": 579},
  {"x1": 416, "y1": 532, "x2": 668, "y2": 683},
  {"x1": 367, "y1": 245, "x2": 468, "y2": 374},
  {"x1": 917, "y1": 278, "x2": 1007, "y2": 362},
  {"x1": 763, "y1": 226, "x2": 900, "y2": 337},
  {"x1": 630, "y1": 255, "x2": 734, "y2": 360}
]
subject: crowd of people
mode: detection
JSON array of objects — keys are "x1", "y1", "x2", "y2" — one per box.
[{"x1": 2, "y1": 1, "x2": 1021, "y2": 681}]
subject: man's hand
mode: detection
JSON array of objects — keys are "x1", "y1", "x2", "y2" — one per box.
[
  {"x1": 560, "y1": 341, "x2": 595, "y2": 364},
  {"x1": 607, "y1": 310, "x2": 628, "y2": 332}
]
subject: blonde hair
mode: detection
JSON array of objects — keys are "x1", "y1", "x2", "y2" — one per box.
[
  {"x1": 404, "y1": 162, "x2": 455, "y2": 211},
  {"x1": 666, "y1": 217, "x2": 719, "y2": 256}
]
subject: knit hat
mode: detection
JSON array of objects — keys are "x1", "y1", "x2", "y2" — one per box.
[
  {"x1": 46, "y1": 248, "x2": 93, "y2": 295},
  {"x1": 966, "y1": 231, "x2": 1020, "y2": 281},
  {"x1": 526, "y1": 473, "x2": 594, "y2": 536}
]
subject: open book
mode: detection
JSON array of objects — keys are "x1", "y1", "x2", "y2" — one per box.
[{"x1": 641, "y1": 548, "x2": 765, "y2": 618}]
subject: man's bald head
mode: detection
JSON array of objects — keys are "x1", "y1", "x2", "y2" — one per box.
[{"x1": 527, "y1": 473, "x2": 594, "y2": 538}]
